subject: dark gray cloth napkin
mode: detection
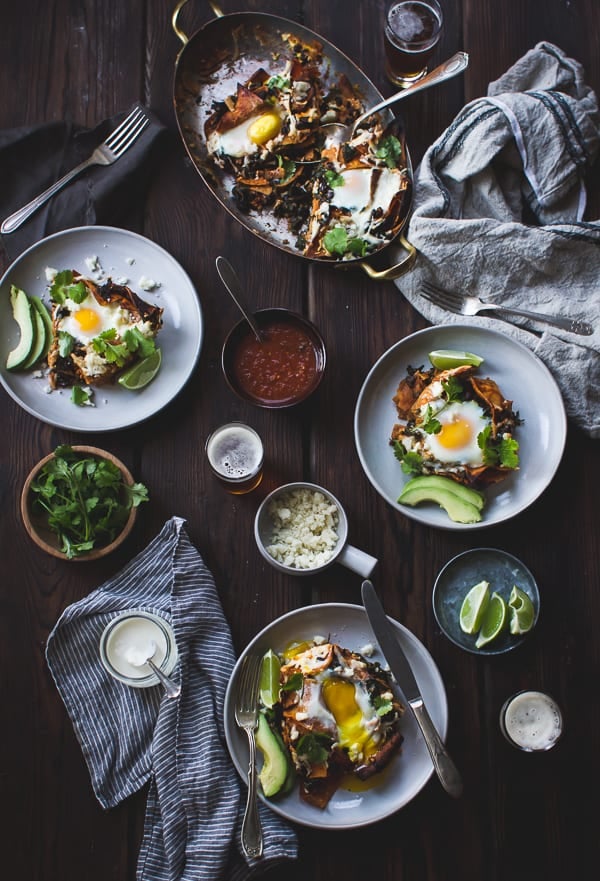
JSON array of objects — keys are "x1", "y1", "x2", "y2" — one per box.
[
  {"x1": 46, "y1": 517, "x2": 298, "y2": 881},
  {"x1": 396, "y1": 42, "x2": 600, "y2": 438},
  {"x1": 0, "y1": 104, "x2": 168, "y2": 261}
]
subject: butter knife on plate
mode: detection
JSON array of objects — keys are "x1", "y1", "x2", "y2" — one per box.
[{"x1": 361, "y1": 580, "x2": 463, "y2": 798}]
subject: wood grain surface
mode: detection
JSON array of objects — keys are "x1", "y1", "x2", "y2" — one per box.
[{"x1": 1, "y1": 1, "x2": 598, "y2": 880}]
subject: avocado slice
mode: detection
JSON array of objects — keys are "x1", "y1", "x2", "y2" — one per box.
[
  {"x1": 400, "y1": 475, "x2": 485, "y2": 510},
  {"x1": 6, "y1": 285, "x2": 35, "y2": 370},
  {"x1": 398, "y1": 478, "x2": 483, "y2": 524},
  {"x1": 22, "y1": 306, "x2": 47, "y2": 369},
  {"x1": 29, "y1": 295, "x2": 53, "y2": 359},
  {"x1": 256, "y1": 712, "x2": 294, "y2": 797}
]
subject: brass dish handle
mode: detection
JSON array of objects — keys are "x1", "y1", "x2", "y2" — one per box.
[
  {"x1": 356, "y1": 234, "x2": 417, "y2": 282},
  {"x1": 172, "y1": 0, "x2": 224, "y2": 46}
]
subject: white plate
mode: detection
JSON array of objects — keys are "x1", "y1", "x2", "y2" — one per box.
[
  {"x1": 224, "y1": 603, "x2": 448, "y2": 829},
  {"x1": 0, "y1": 226, "x2": 203, "y2": 431},
  {"x1": 354, "y1": 325, "x2": 566, "y2": 530}
]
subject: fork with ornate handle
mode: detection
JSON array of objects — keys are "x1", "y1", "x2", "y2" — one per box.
[{"x1": 234, "y1": 653, "x2": 263, "y2": 859}]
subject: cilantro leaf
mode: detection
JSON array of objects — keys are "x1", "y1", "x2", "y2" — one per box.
[
  {"x1": 267, "y1": 74, "x2": 290, "y2": 91},
  {"x1": 29, "y1": 444, "x2": 149, "y2": 559},
  {"x1": 296, "y1": 733, "x2": 331, "y2": 766},
  {"x1": 324, "y1": 168, "x2": 345, "y2": 188},
  {"x1": 323, "y1": 226, "x2": 348, "y2": 257},
  {"x1": 58, "y1": 331, "x2": 75, "y2": 358},
  {"x1": 441, "y1": 375, "x2": 464, "y2": 403},
  {"x1": 276, "y1": 154, "x2": 297, "y2": 183},
  {"x1": 477, "y1": 426, "x2": 520, "y2": 469},
  {"x1": 421, "y1": 405, "x2": 442, "y2": 435},
  {"x1": 323, "y1": 226, "x2": 369, "y2": 258},
  {"x1": 91, "y1": 329, "x2": 131, "y2": 367},
  {"x1": 71, "y1": 386, "x2": 94, "y2": 407},
  {"x1": 281, "y1": 672, "x2": 303, "y2": 693},
  {"x1": 50, "y1": 270, "x2": 87, "y2": 304},
  {"x1": 122, "y1": 327, "x2": 156, "y2": 358},
  {"x1": 374, "y1": 135, "x2": 402, "y2": 168},
  {"x1": 373, "y1": 694, "x2": 394, "y2": 717},
  {"x1": 392, "y1": 440, "x2": 423, "y2": 475}
]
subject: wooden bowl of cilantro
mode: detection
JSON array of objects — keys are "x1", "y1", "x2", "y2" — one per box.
[{"x1": 20, "y1": 445, "x2": 149, "y2": 561}]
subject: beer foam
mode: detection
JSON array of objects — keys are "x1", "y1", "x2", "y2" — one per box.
[{"x1": 502, "y1": 691, "x2": 562, "y2": 751}]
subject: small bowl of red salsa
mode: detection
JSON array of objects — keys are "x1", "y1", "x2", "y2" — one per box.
[{"x1": 222, "y1": 308, "x2": 326, "y2": 408}]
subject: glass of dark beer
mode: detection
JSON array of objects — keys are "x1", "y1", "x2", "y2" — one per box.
[
  {"x1": 205, "y1": 422, "x2": 264, "y2": 494},
  {"x1": 384, "y1": 1, "x2": 443, "y2": 87}
]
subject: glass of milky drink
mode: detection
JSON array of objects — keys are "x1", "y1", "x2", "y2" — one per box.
[
  {"x1": 205, "y1": 422, "x2": 264, "y2": 494},
  {"x1": 384, "y1": 1, "x2": 444, "y2": 87},
  {"x1": 499, "y1": 690, "x2": 563, "y2": 752}
]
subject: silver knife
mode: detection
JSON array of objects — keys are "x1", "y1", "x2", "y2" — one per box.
[{"x1": 361, "y1": 580, "x2": 463, "y2": 798}]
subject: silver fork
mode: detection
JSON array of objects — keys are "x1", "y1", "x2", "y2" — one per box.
[
  {"x1": 234, "y1": 653, "x2": 263, "y2": 860},
  {"x1": 1, "y1": 105, "x2": 151, "y2": 234},
  {"x1": 421, "y1": 280, "x2": 593, "y2": 336}
]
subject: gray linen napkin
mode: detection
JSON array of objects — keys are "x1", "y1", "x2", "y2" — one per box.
[
  {"x1": 46, "y1": 516, "x2": 298, "y2": 881},
  {"x1": 396, "y1": 42, "x2": 600, "y2": 438}
]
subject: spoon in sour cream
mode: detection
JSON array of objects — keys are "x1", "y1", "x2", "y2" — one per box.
[{"x1": 125, "y1": 640, "x2": 181, "y2": 699}]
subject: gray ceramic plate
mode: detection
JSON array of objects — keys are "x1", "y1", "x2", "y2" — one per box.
[
  {"x1": 0, "y1": 226, "x2": 203, "y2": 431},
  {"x1": 433, "y1": 548, "x2": 540, "y2": 655},
  {"x1": 224, "y1": 603, "x2": 448, "y2": 829},
  {"x1": 354, "y1": 325, "x2": 566, "y2": 530}
]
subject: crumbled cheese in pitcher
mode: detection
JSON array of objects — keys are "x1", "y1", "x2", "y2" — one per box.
[{"x1": 265, "y1": 488, "x2": 340, "y2": 569}]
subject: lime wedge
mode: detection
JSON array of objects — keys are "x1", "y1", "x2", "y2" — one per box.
[
  {"x1": 259, "y1": 649, "x2": 281, "y2": 709},
  {"x1": 475, "y1": 591, "x2": 507, "y2": 648},
  {"x1": 508, "y1": 585, "x2": 535, "y2": 635},
  {"x1": 428, "y1": 349, "x2": 484, "y2": 369},
  {"x1": 459, "y1": 580, "x2": 490, "y2": 634},
  {"x1": 118, "y1": 348, "x2": 162, "y2": 390}
]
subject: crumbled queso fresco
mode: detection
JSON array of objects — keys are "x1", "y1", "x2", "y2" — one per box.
[{"x1": 265, "y1": 488, "x2": 340, "y2": 569}]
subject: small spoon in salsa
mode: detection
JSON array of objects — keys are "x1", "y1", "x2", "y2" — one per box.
[{"x1": 216, "y1": 256, "x2": 265, "y2": 344}]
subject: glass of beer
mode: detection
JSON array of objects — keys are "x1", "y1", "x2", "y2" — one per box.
[
  {"x1": 499, "y1": 690, "x2": 563, "y2": 752},
  {"x1": 384, "y1": 1, "x2": 444, "y2": 87},
  {"x1": 205, "y1": 422, "x2": 264, "y2": 494}
]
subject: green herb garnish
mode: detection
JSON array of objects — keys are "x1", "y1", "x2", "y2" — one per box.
[
  {"x1": 267, "y1": 74, "x2": 290, "y2": 91},
  {"x1": 71, "y1": 386, "x2": 94, "y2": 407},
  {"x1": 281, "y1": 672, "x2": 303, "y2": 693},
  {"x1": 296, "y1": 733, "x2": 331, "y2": 766},
  {"x1": 276, "y1": 154, "x2": 297, "y2": 183},
  {"x1": 323, "y1": 226, "x2": 369, "y2": 259},
  {"x1": 441, "y1": 375, "x2": 464, "y2": 404},
  {"x1": 58, "y1": 331, "x2": 75, "y2": 358},
  {"x1": 374, "y1": 135, "x2": 402, "y2": 169},
  {"x1": 50, "y1": 270, "x2": 87, "y2": 305},
  {"x1": 373, "y1": 694, "x2": 394, "y2": 717},
  {"x1": 477, "y1": 425, "x2": 520, "y2": 469},
  {"x1": 421, "y1": 405, "x2": 442, "y2": 435},
  {"x1": 324, "y1": 168, "x2": 345, "y2": 188},
  {"x1": 29, "y1": 444, "x2": 149, "y2": 558},
  {"x1": 392, "y1": 440, "x2": 424, "y2": 475}
]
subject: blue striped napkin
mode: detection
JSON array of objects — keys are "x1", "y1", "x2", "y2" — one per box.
[{"x1": 46, "y1": 516, "x2": 298, "y2": 880}]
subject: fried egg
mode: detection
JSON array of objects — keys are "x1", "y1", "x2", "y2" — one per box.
[
  {"x1": 420, "y1": 400, "x2": 489, "y2": 466},
  {"x1": 57, "y1": 294, "x2": 131, "y2": 343},
  {"x1": 208, "y1": 109, "x2": 283, "y2": 158},
  {"x1": 329, "y1": 167, "x2": 403, "y2": 237}
]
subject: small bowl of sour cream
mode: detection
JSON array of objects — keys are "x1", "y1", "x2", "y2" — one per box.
[{"x1": 99, "y1": 610, "x2": 178, "y2": 688}]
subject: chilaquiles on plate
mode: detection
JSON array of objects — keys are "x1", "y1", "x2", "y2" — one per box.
[{"x1": 391, "y1": 363, "x2": 521, "y2": 488}]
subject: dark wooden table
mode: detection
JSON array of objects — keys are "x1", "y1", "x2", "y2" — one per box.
[{"x1": 2, "y1": 1, "x2": 599, "y2": 879}]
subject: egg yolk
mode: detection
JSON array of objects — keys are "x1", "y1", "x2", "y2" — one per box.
[
  {"x1": 75, "y1": 308, "x2": 100, "y2": 332},
  {"x1": 322, "y1": 678, "x2": 377, "y2": 760},
  {"x1": 248, "y1": 112, "x2": 281, "y2": 145},
  {"x1": 437, "y1": 418, "x2": 473, "y2": 449}
]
